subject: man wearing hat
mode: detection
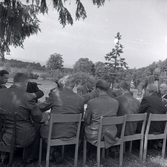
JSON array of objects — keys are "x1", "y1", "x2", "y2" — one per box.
[{"x1": 116, "y1": 81, "x2": 140, "y2": 137}]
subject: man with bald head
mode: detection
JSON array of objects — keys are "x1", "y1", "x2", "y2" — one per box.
[{"x1": 137, "y1": 68, "x2": 164, "y2": 97}]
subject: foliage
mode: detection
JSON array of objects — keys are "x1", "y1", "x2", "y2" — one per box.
[
  {"x1": 73, "y1": 58, "x2": 94, "y2": 74},
  {"x1": 47, "y1": 69, "x2": 64, "y2": 82},
  {"x1": 3, "y1": 61, "x2": 11, "y2": 72},
  {"x1": 0, "y1": 58, "x2": 45, "y2": 70},
  {"x1": 104, "y1": 32, "x2": 128, "y2": 88},
  {"x1": 0, "y1": 0, "x2": 41, "y2": 59},
  {"x1": 105, "y1": 32, "x2": 128, "y2": 70},
  {"x1": 0, "y1": 0, "x2": 106, "y2": 59},
  {"x1": 28, "y1": 72, "x2": 39, "y2": 79},
  {"x1": 46, "y1": 53, "x2": 64, "y2": 70},
  {"x1": 40, "y1": 73, "x2": 47, "y2": 80},
  {"x1": 73, "y1": 72, "x2": 95, "y2": 86},
  {"x1": 26, "y1": 64, "x2": 33, "y2": 77}
]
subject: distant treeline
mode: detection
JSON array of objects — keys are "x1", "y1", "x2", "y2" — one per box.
[{"x1": 0, "y1": 59, "x2": 46, "y2": 71}]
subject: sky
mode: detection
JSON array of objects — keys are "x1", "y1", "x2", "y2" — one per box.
[{"x1": 6, "y1": 0, "x2": 167, "y2": 69}]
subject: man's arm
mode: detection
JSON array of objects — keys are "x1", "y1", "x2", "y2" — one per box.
[
  {"x1": 39, "y1": 91, "x2": 62, "y2": 112},
  {"x1": 139, "y1": 97, "x2": 149, "y2": 114}
]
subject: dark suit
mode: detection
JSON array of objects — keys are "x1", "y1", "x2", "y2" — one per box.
[
  {"x1": 85, "y1": 93, "x2": 119, "y2": 148},
  {"x1": 0, "y1": 85, "x2": 42, "y2": 147},
  {"x1": 138, "y1": 93, "x2": 167, "y2": 134},
  {"x1": 40, "y1": 89, "x2": 84, "y2": 139},
  {"x1": 116, "y1": 93, "x2": 140, "y2": 137}
]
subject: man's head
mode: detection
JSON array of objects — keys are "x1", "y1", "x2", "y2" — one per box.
[
  {"x1": 0, "y1": 70, "x2": 9, "y2": 85},
  {"x1": 119, "y1": 81, "x2": 130, "y2": 94},
  {"x1": 64, "y1": 76, "x2": 75, "y2": 90},
  {"x1": 96, "y1": 79, "x2": 108, "y2": 95},
  {"x1": 86, "y1": 77, "x2": 95, "y2": 90},
  {"x1": 58, "y1": 75, "x2": 69, "y2": 90},
  {"x1": 153, "y1": 68, "x2": 161, "y2": 80},
  {"x1": 160, "y1": 83, "x2": 167, "y2": 96},
  {"x1": 14, "y1": 73, "x2": 29, "y2": 90},
  {"x1": 145, "y1": 83, "x2": 157, "y2": 96}
]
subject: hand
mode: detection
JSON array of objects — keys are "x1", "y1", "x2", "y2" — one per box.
[{"x1": 31, "y1": 93, "x2": 37, "y2": 99}]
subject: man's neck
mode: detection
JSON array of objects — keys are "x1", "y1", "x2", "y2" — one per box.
[
  {"x1": 122, "y1": 90, "x2": 129, "y2": 95},
  {"x1": 14, "y1": 83, "x2": 24, "y2": 89}
]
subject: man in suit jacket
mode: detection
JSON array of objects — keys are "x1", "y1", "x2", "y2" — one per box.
[
  {"x1": 40, "y1": 75, "x2": 84, "y2": 139},
  {"x1": 138, "y1": 84, "x2": 167, "y2": 134},
  {"x1": 116, "y1": 81, "x2": 140, "y2": 137},
  {"x1": 137, "y1": 68, "x2": 164, "y2": 97},
  {"x1": 84, "y1": 79, "x2": 119, "y2": 148},
  {"x1": 0, "y1": 73, "x2": 43, "y2": 164}
]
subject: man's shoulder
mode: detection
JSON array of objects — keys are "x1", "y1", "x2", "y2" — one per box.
[{"x1": 77, "y1": 85, "x2": 84, "y2": 90}]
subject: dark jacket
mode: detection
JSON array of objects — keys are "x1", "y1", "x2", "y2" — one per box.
[
  {"x1": 138, "y1": 93, "x2": 167, "y2": 134},
  {"x1": 40, "y1": 89, "x2": 84, "y2": 139},
  {"x1": 0, "y1": 85, "x2": 42, "y2": 147},
  {"x1": 26, "y1": 82, "x2": 44, "y2": 102},
  {"x1": 116, "y1": 93, "x2": 140, "y2": 137},
  {"x1": 85, "y1": 93, "x2": 119, "y2": 148}
]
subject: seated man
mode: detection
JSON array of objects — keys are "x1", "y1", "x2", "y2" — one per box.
[
  {"x1": 0, "y1": 73, "x2": 43, "y2": 164},
  {"x1": 159, "y1": 83, "x2": 167, "y2": 107},
  {"x1": 40, "y1": 76, "x2": 84, "y2": 160},
  {"x1": 84, "y1": 79, "x2": 119, "y2": 148},
  {"x1": 116, "y1": 81, "x2": 140, "y2": 137},
  {"x1": 0, "y1": 70, "x2": 9, "y2": 89},
  {"x1": 138, "y1": 83, "x2": 167, "y2": 134}
]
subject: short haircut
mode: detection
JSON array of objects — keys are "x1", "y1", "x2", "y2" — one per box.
[
  {"x1": 14, "y1": 73, "x2": 28, "y2": 83},
  {"x1": 120, "y1": 81, "x2": 130, "y2": 91},
  {"x1": 146, "y1": 84, "x2": 157, "y2": 93},
  {"x1": 0, "y1": 70, "x2": 9, "y2": 77},
  {"x1": 64, "y1": 76, "x2": 75, "y2": 88},
  {"x1": 96, "y1": 79, "x2": 109, "y2": 91}
]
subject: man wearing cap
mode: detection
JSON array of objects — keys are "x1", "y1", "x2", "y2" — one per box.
[
  {"x1": 116, "y1": 81, "x2": 140, "y2": 137},
  {"x1": 137, "y1": 68, "x2": 164, "y2": 97}
]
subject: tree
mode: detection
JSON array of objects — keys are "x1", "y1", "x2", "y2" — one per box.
[
  {"x1": 73, "y1": 58, "x2": 94, "y2": 74},
  {"x1": 105, "y1": 32, "x2": 128, "y2": 89},
  {"x1": 0, "y1": 0, "x2": 106, "y2": 59},
  {"x1": 46, "y1": 53, "x2": 64, "y2": 70},
  {"x1": 0, "y1": 0, "x2": 41, "y2": 59}
]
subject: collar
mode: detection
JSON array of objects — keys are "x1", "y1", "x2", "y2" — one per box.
[{"x1": 99, "y1": 92, "x2": 107, "y2": 96}]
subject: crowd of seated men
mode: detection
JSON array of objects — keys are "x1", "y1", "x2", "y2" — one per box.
[{"x1": 0, "y1": 68, "x2": 167, "y2": 165}]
